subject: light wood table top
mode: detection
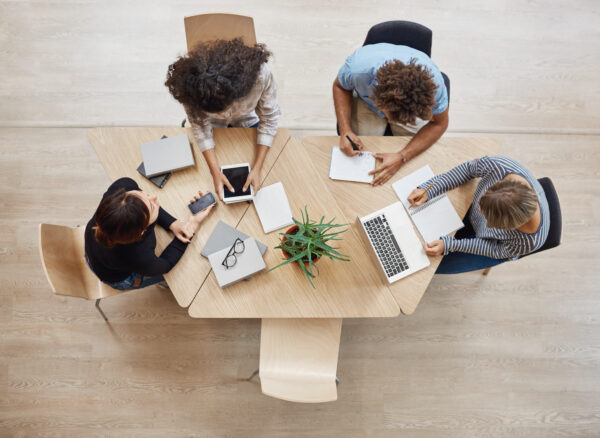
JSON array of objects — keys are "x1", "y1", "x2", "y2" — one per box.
[
  {"x1": 88, "y1": 127, "x2": 290, "y2": 307},
  {"x1": 302, "y1": 136, "x2": 501, "y2": 314},
  {"x1": 188, "y1": 137, "x2": 401, "y2": 318}
]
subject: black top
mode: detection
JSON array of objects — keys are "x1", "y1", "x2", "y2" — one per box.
[{"x1": 85, "y1": 178, "x2": 189, "y2": 282}]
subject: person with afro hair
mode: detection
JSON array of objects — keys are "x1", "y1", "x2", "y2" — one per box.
[
  {"x1": 333, "y1": 43, "x2": 449, "y2": 186},
  {"x1": 166, "y1": 39, "x2": 281, "y2": 199}
]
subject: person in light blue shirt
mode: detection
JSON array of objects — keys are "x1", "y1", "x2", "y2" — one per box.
[{"x1": 333, "y1": 43, "x2": 449, "y2": 186}]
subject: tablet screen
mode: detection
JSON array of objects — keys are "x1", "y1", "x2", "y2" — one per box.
[{"x1": 223, "y1": 166, "x2": 251, "y2": 199}]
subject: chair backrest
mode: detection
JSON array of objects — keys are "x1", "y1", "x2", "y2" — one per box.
[
  {"x1": 363, "y1": 20, "x2": 432, "y2": 56},
  {"x1": 184, "y1": 13, "x2": 257, "y2": 53},
  {"x1": 39, "y1": 224, "x2": 121, "y2": 300},
  {"x1": 259, "y1": 318, "x2": 342, "y2": 403},
  {"x1": 525, "y1": 178, "x2": 562, "y2": 257}
]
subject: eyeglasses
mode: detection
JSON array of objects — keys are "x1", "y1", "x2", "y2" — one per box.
[{"x1": 222, "y1": 238, "x2": 245, "y2": 269}]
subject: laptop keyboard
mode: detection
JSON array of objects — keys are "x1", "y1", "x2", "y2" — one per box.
[{"x1": 364, "y1": 214, "x2": 409, "y2": 278}]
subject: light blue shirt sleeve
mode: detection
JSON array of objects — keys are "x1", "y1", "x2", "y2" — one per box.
[
  {"x1": 432, "y1": 76, "x2": 448, "y2": 115},
  {"x1": 337, "y1": 54, "x2": 356, "y2": 91}
]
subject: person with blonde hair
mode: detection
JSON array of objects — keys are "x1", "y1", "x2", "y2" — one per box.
[{"x1": 407, "y1": 156, "x2": 550, "y2": 274}]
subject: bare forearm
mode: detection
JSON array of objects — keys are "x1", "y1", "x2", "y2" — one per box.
[
  {"x1": 253, "y1": 144, "x2": 269, "y2": 171},
  {"x1": 333, "y1": 79, "x2": 353, "y2": 134},
  {"x1": 202, "y1": 149, "x2": 220, "y2": 176},
  {"x1": 401, "y1": 120, "x2": 447, "y2": 161}
]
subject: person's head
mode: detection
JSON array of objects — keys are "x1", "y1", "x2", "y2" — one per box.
[
  {"x1": 93, "y1": 189, "x2": 160, "y2": 247},
  {"x1": 479, "y1": 179, "x2": 538, "y2": 229},
  {"x1": 372, "y1": 58, "x2": 437, "y2": 125},
  {"x1": 165, "y1": 38, "x2": 271, "y2": 118}
]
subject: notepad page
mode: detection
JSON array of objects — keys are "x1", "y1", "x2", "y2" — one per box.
[
  {"x1": 252, "y1": 182, "x2": 294, "y2": 234},
  {"x1": 329, "y1": 146, "x2": 375, "y2": 183},
  {"x1": 392, "y1": 165, "x2": 464, "y2": 243}
]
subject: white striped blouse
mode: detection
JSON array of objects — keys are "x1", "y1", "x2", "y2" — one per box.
[{"x1": 418, "y1": 156, "x2": 550, "y2": 260}]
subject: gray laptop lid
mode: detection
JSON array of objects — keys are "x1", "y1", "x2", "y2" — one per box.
[
  {"x1": 201, "y1": 220, "x2": 267, "y2": 257},
  {"x1": 140, "y1": 134, "x2": 195, "y2": 177}
]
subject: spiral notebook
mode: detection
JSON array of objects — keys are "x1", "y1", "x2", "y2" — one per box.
[
  {"x1": 329, "y1": 146, "x2": 375, "y2": 183},
  {"x1": 392, "y1": 165, "x2": 464, "y2": 243}
]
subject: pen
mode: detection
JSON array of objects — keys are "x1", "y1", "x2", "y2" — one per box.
[
  {"x1": 414, "y1": 183, "x2": 435, "y2": 203},
  {"x1": 345, "y1": 135, "x2": 360, "y2": 151}
]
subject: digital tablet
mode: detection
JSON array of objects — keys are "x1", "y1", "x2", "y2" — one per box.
[{"x1": 221, "y1": 163, "x2": 254, "y2": 204}]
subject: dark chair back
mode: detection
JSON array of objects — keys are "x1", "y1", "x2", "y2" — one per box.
[
  {"x1": 523, "y1": 177, "x2": 562, "y2": 257},
  {"x1": 363, "y1": 20, "x2": 432, "y2": 56}
]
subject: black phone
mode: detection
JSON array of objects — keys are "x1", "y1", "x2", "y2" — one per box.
[{"x1": 188, "y1": 192, "x2": 216, "y2": 214}]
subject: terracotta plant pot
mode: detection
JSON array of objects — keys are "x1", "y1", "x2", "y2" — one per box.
[{"x1": 280, "y1": 225, "x2": 320, "y2": 268}]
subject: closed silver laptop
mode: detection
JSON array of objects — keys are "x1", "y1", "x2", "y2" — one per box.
[
  {"x1": 357, "y1": 202, "x2": 430, "y2": 283},
  {"x1": 140, "y1": 134, "x2": 195, "y2": 177}
]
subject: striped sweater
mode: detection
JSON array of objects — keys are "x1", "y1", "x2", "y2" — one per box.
[{"x1": 418, "y1": 156, "x2": 550, "y2": 260}]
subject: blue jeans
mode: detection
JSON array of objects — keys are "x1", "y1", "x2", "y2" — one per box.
[
  {"x1": 435, "y1": 209, "x2": 507, "y2": 274},
  {"x1": 85, "y1": 255, "x2": 165, "y2": 290}
]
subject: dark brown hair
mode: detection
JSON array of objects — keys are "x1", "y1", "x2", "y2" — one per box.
[
  {"x1": 93, "y1": 189, "x2": 150, "y2": 247},
  {"x1": 372, "y1": 58, "x2": 437, "y2": 125},
  {"x1": 165, "y1": 38, "x2": 271, "y2": 122},
  {"x1": 479, "y1": 179, "x2": 538, "y2": 229}
]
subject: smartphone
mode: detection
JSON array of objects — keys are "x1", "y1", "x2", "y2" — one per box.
[
  {"x1": 188, "y1": 192, "x2": 216, "y2": 214},
  {"x1": 221, "y1": 163, "x2": 253, "y2": 204}
]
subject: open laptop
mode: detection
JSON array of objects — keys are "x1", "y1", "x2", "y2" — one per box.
[
  {"x1": 140, "y1": 134, "x2": 195, "y2": 177},
  {"x1": 356, "y1": 202, "x2": 430, "y2": 283}
]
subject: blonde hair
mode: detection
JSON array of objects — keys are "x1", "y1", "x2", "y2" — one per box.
[{"x1": 479, "y1": 179, "x2": 538, "y2": 229}]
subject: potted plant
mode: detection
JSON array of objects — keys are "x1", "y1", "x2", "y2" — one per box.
[{"x1": 270, "y1": 207, "x2": 350, "y2": 288}]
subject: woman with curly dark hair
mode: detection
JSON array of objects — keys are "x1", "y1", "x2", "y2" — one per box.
[{"x1": 165, "y1": 38, "x2": 281, "y2": 199}]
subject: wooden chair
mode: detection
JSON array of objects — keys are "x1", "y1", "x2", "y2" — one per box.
[
  {"x1": 38, "y1": 223, "x2": 126, "y2": 322},
  {"x1": 180, "y1": 13, "x2": 257, "y2": 127},
  {"x1": 183, "y1": 13, "x2": 257, "y2": 53},
  {"x1": 248, "y1": 318, "x2": 342, "y2": 403}
]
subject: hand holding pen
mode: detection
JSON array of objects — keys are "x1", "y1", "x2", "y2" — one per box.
[{"x1": 340, "y1": 133, "x2": 364, "y2": 157}]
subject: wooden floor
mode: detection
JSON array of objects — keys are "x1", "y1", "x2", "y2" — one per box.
[
  {"x1": 1, "y1": 128, "x2": 599, "y2": 437},
  {"x1": 1, "y1": 1, "x2": 600, "y2": 436}
]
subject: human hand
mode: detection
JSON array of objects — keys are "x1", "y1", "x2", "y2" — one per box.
[
  {"x1": 369, "y1": 152, "x2": 404, "y2": 186},
  {"x1": 424, "y1": 239, "x2": 444, "y2": 256},
  {"x1": 243, "y1": 167, "x2": 261, "y2": 192},
  {"x1": 212, "y1": 172, "x2": 235, "y2": 201},
  {"x1": 169, "y1": 219, "x2": 194, "y2": 244},
  {"x1": 340, "y1": 131, "x2": 364, "y2": 157},
  {"x1": 407, "y1": 188, "x2": 428, "y2": 207}
]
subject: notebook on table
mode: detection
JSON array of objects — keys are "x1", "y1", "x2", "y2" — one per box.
[
  {"x1": 208, "y1": 237, "x2": 267, "y2": 288},
  {"x1": 201, "y1": 221, "x2": 267, "y2": 258},
  {"x1": 252, "y1": 182, "x2": 294, "y2": 233},
  {"x1": 392, "y1": 165, "x2": 464, "y2": 243},
  {"x1": 329, "y1": 146, "x2": 375, "y2": 183},
  {"x1": 140, "y1": 134, "x2": 195, "y2": 177}
]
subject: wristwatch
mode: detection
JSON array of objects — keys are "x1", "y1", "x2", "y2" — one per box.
[{"x1": 399, "y1": 151, "x2": 408, "y2": 163}]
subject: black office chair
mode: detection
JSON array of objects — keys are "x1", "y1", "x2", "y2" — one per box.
[
  {"x1": 337, "y1": 20, "x2": 450, "y2": 136},
  {"x1": 482, "y1": 177, "x2": 562, "y2": 275}
]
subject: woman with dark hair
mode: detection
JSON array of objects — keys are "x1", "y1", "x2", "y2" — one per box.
[
  {"x1": 407, "y1": 156, "x2": 550, "y2": 274},
  {"x1": 84, "y1": 177, "x2": 213, "y2": 290},
  {"x1": 165, "y1": 38, "x2": 281, "y2": 199}
]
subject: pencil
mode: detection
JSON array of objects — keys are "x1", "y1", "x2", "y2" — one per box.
[{"x1": 414, "y1": 183, "x2": 435, "y2": 203}]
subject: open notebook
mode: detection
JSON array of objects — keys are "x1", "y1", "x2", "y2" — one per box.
[
  {"x1": 329, "y1": 146, "x2": 375, "y2": 183},
  {"x1": 392, "y1": 165, "x2": 464, "y2": 243}
]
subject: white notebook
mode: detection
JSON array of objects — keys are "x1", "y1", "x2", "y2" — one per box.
[
  {"x1": 329, "y1": 146, "x2": 375, "y2": 183},
  {"x1": 252, "y1": 182, "x2": 294, "y2": 233},
  {"x1": 208, "y1": 238, "x2": 266, "y2": 288},
  {"x1": 392, "y1": 165, "x2": 464, "y2": 243}
]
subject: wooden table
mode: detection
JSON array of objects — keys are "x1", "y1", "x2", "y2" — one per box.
[
  {"x1": 88, "y1": 128, "x2": 500, "y2": 401},
  {"x1": 303, "y1": 136, "x2": 501, "y2": 314},
  {"x1": 88, "y1": 127, "x2": 290, "y2": 307}
]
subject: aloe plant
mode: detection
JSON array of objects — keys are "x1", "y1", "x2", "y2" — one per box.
[{"x1": 270, "y1": 207, "x2": 350, "y2": 288}]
